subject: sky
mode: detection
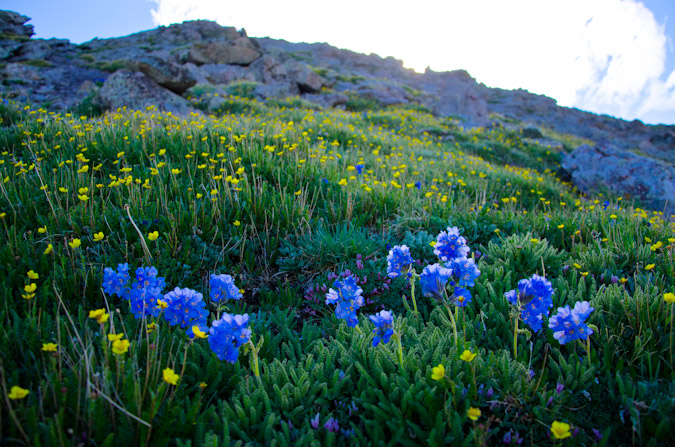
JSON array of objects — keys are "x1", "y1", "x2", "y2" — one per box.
[{"x1": 4, "y1": 0, "x2": 675, "y2": 125}]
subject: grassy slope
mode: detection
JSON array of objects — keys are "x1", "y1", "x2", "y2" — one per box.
[{"x1": 0, "y1": 97, "x2": 674, "y2": 446}]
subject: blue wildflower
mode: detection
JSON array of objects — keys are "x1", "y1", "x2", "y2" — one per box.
[
  {"x1": 414, "y1": 181, "x2": 421, "y2": 190},
  {"x1": 446, "y1": 256, "x2": 481, "y2": 287},
  {"x1": 186, "y1": 321, "x2": 210, "y2": 339},
  {"x1": 324, "y1": 417, "x2": 339, "y2": 433},
  {"x1": 454, "y1": 287, "x2": 472, "y2": 307},
  {"x1": 325, "y1": 276, "x2": 364, "y2": 327},
  {"x1": 387, "y1": 245, "x2": 414, "y2": 278},
  {"x1": 420, "y1": 263, "x2": 454, "y2": 301},
  {"x1": 504, "y1": 274, "x2": 553, "y2": 332},
  {"x1": 548, "y1": 301, "x2": 594, "y2": 344},
  {"x1": 103, "y1": 263, "x2": 130, "y2": 297},
  {"x1": 208, "y1": 313, "x2": 251, "y2": 363},
  {"x1": 163, "y1": 287, "x2": 209, "y2": 329},
  {"x1": 434, "y1": 227, "x2": 470, "y2": 262},
  {"x1": 355, "y1": 164, "x2": 365, "y2": 174},
  {"x1": 124, "y1": 266, "x2": 166, "y2": 319},
  {"x1": 209, "y1": 274, "x2": 242, "y2": 302},
  {"x1": 369, "y1": 310, "x2": 394, "y2": 346}
]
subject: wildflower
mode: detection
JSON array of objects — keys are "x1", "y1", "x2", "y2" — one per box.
[
  {"x1": 69, "y1": 238, "x2": 81, "y2": 248},
  {"x1": 162, "y1": 288, "x2": 209, "y2": 329},
  {"x1": 324, "y1": 417, "x2": 340, "y2": 432},
  {"x1": 8, "y1": 386, "x2": 29, "y2": 400},
  {"x1": 310, "y1": 413, "x2": 320, "y2": 429},
  {"x1": 445, "y1": 257, "x2": 481, "y2": 288},
  {"x1": 386, "y1": 245, "x2": 413, "y2": 278},
  {"x1": 467, "y1": 407, "x2": 481, "y2": 421},
  {"x1": 157, "y1": 299, "x2": 168, "y2": 309},
  {"x1": 460, "y1": 350, "x2": 477, "y2": 362},
  {"x1": 42, "y1": 343, "x2": 57, "y2": 352},
  {"x1": 209, "y1": 274, "x2": 243, "y2": 302},
  {"x1": 148, "y1": 231, "x2": 159, "y2": 241},
  {"x1": 651, "y1": 241, "x2": 663, "y2": 251},
  {"x1": 199, "y1": 382, "x2": 207, "y2": 389},
  {"x1": 208, "y1": 313, "x2": 251, "y2": 363},
  {"x1": 24, "y1": 283, "x2": 37, "y2": 293},
  {"x1": 369, "y1": 310, "x2": 394, "y2": 346},
  {"x1": 550, "y1": 421, "x2": 571, "y2": 439},
  {"x1": 189, "y1": 324, "x2": 209, "y2": 339},
  {"x1": 44, "y1": 244, "x2": 53, "y2": 255},
  {"x1": 112, "y1": 339, "x2": 130, "y2": 355},
  {"x1": 93, "y1": 232, "x2": 105, "y2": 241},
  {"x1": 125, "y1": 266, "x2": 166, "y2": 319},
  {"x1": 38, "y1": 226, "x2": 47, "y2": 234},
  {"x1": 431, "y1": 364, "x2": 445, "y2": 380},
  {"x1": 645, "y1": 264, "x2": 655, "y2": 271},
  {"x1": 420, "y1": 263, "x2": 453, "y2": 302},
  {"x1": 665, "y1": 293, "x2": 675, "y2": 303},
  {"x1": 325, "y1": 276, "x2": 364, "y2": 327},
  {"x1": 147, "y1": 322, "x2": 157, "y2": 333},
  {"x1": 163, "y1": 367, "x2": 179, "y2": 385},
  {"x1": 103, "y1": 263, "x2": 130, "y2": 297},
  {"x1": 233, "y1": 220, "x2": 241, "y2": 227},
  {"x1": 107, "y1": 333, "x2": 124, "y2": 342},
  {"x1": 549, "y1": 301, "x2": 594, "y2": 344},
  {"x1": 88, "y1": 309, "x2": 109, "y2": 324},
  {"x1": 504, "y1": 275, "x2": 553, "y2": 332},
  {"x1": 558, "y1": 224, "x2": 564, "y2": 229},
  {"x1": 27, "y1": 270, "x2": 39, "y2": 279},
  {"x1": 433, "y1": 227, "x2": 470, "y2": 262}
]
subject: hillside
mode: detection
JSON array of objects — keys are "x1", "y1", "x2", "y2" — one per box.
[{"x1": 0, "y1": 9, "x2": 674, "y2": 447}]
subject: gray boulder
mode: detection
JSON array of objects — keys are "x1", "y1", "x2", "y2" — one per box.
[
  {"x1": 562, "y1": 144, "x2": 675, "y2": 213},
  {"x1": 199, "y1": 63, "x2": 256, "y2": 84},
  {"x1": 136, "y1": 55, "x2": 197, "y2": 94},
  {"x1": 290, "y1": 67, "x2": 324, "y2": 93},
  {"x1": 301, "y1": 92, "x2": 348, "y2": 108},
  {"x1": 187, "y1": 38, "x2": 261, "y2": 66},
  {"x1": 96, "y1": 69, "x2": 191, "y2": 114}
]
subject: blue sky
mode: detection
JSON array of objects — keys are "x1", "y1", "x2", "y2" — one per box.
[{"x1": 4, "y1": 0, "x2": 675, "y2": 125}]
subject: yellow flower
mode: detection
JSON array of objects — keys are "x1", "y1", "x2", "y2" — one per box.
[
  {"x1": 493, "y1": 228, "x2": 500, "y2": 234},
  {"x1": 163, "y1": 367, "x2": 179, "y2": 385},
  {"x1": 44, "y1": 243, "x2": 53, "y2": 255},
  {"x1": 550, "y1": 421, "x2": 571, "y2": 439},
  {"x1": 460, "y1": 350, "x2": 477, "y2": 362},
  {"x1": 8, "y1": 386, "x2": 29, "y2": 400},
  {"x1": 573, "y1": 263, "x2": 582, "y2": 269},
  {"x1": 157, "y1": 299, "x2": 168, "y2": 309},
  {"x1": 530, "y1": 238, "x2": 539, "y2": 244},
  {"x1": 557, "y1": 224, "x2": 564, "y2": 229},
  {"x1": 467, "y1": 407, "x2": 481, "y2": 421},
  {"x1": 147, "y1": 322, "x2": 157, "y2": 333},
  {"x1": 581, "y1": 272, "x2": 589, "y2": 277},
  {"x1": 665, "y1": 293, "x2": 675, "y2": 303},
  {"x1": 192, "y1": 325, "x2": 208, "y2": 339},
  {"x1": 233, "y1": 220, "x2": 241, "y2": 227},
  {"x1": 650, "y1": 241, "x2": 663, "y2": 251},
  {"x1": 610, "y1": 214, "x2": 617, "y2": 219},
  {"x1": 107, "y1": 333, "x2": 124, "y2": 342},
  {"x1": 199, "y1": 382, "x2": 207, "y2": 389},
  {"x1": 645, "y1": 237, "x2": 652, "y2": 243},
  {"x1": 431, "y1": 364, "x2": 445, "y2": 381},
  {"x1": 69, "y1": 238, "x2": 81, "y2": 248},
  {"x1": 294, "y1": 190, "x2": 302, "y2": 195},
  {"x1": 645, "y1": 264, "x2": 655, "y2": 271},
  {"x1": 89, "y1": 309, "x2": 109, "y2": 324},
  {"x1": 38, "y1": 226, "x2": 47, "y2": 234},
  {"x1": 93, "y1": 232, "x2": 104, "y2": 241},
  {"x1": 619, "y1": 277, "x2": 628, "y2": 284},
  {"x1": 27, "y1": 270, "x2": 39, "y2": 279},
  {"x1": 112, "y1": 339, "x2": 130, "y2": 355},
  {"x1": 148, "y1": 231, "x2": 159, "y2": 241},
  {"x1": 42, "y1": 343, "x2": 58, "y2": 352}
]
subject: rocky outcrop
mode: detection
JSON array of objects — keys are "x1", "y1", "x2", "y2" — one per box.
[
  {"x1": 136, "y1": 55, "x2": 197, "y2": 94},
  {"x1": 96, "y1": 69, "x2": 191, "y2": 114},
  {"x1": 562, "y1": 144, "x2": 675, "y2": 213},
  {"x1": 0, "y1": 10, "x2": 33, "y2": 38},
  {"x1": 187, "y1": 39, "x2": 261, "y2": 66}
]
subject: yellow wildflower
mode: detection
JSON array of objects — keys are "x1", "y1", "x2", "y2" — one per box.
[
  {"x1": 163, "y1": 367, "x2": 179, "y2": 385},
  {"x1": 467, "y1": 407, "x2": 481, "y2": 421},
  {"x1": 8, "y1": 386, "x2": 29, "y2": 400},
  {"x1": 431, "y1": 364, "x2": 445, "y2": 381},
  {"x1": 460, "y1": 350, "x2": 477, "y2": 362},
  {"x1": 69, "y1": 238, "x2": 81, "y2": 248},
  {"x1": 550, "y1": 421, "x2": 571, "y2": 439},
  {"x1": 89, "y1": 309, "x2": 109, "y2": 324},
  {"x1": 107, "y1": 333, "x2": 124, "y2": 342},
  {"x1": 664, "y1": 293, "x2": 675, "y2": 303},
  {"x1": 112, "y1": 339, "x2": 130, "y2": 355},
  {"x1": 148, "y1": 231, "x2": 159, "y2": 241},
  {"x1": 42, "y1": 343, "x2": 58, "y2": 352},
  {"x1": 27, "y1": 270, "x2": 39, "y2": 279},
  {"x1": 93, "y1": 232, "x2": 104, "y2": 241}
]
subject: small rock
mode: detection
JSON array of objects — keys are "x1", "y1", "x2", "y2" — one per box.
[
  {"x1": 291, "y1": 67, "x2": 324, "y2": 93},
  {"x1": 522, "y1": 126, "x2": 543, "y2": 139},
  {"x1": 301, "y1": 92, "x2": 348, "y2": 108}
]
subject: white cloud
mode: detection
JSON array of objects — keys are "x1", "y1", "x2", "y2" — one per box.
[{"x1": 150, "y1": 0, "x2": 675, "y2": 124}]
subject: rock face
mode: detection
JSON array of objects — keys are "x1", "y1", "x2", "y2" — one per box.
[
  {"x1": 187, "y1": 39, "x2": 261, "y2": 65},
  {"x1": 96, "y1": 69, "x2": 191, "y2": 114},
  {"x1": 0, "y1": 10, "x2": 33, "y2": 38},
  {"x1": 136, "y1": 56, "x2": 197, "y2": 94},
  {"x1": 562, "y1": 144, "x2": 675, "y2": 213}
]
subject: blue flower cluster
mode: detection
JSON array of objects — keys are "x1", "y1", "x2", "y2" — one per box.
[
  {"x1": 549, "y1": 301, "x2": 594, "y2": 344},
  {"x1": 504, "y1": 274, "x2": 554, "y2": 331},
  {"x1": 163, "y1": 287, "x2": 209, "y2": 329},
  {"x1": 126, "y1": 267, "x2": 166, "y2": 319},
  {"x1": 325, "y1": 276, "x2": 364, "y2": 327},
  {"x1": 369, "y1": 310, "x2": 394, "y2": 346},
  {"x1": 434, "y1": 227, "x2": 470, "y2": 262},
  {"x1": 420, "y1": 263, "x2": 454, "y2": 301},
  {"x1": 445, "y1": 256, "x2": 481, "y2": 306},
  {"x1": 209, "y1": 274, "x2": 242, "y2": 302},
  {"x1": 208, "y1": 313, "x2": 252, "y2": 363},
  {"x1": 386, "y1": 245, "x2": 414, "y2": 279},
  {"x1": 103, "y1": 263, "x2": 130, "y2": 297}
]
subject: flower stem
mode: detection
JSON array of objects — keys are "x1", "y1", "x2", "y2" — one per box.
[
  {"x1": 409, "y1": 271, "x2": 419, "y2": 316},
  {"x1": 585, "y1": 336, "x2": 592, "y2": 366},
  {"x1": 670, "y1": 303, "x2": 674, "y2": 371},
  {"x1": 355, "y1": 325, "x2": 364, "y2": 336},
  {"x1": 513, "y1": 317, "x2": 519, "y2": 359},
  {"x1": 443, "y1": 303, "x2": 458, "y2": 347}
]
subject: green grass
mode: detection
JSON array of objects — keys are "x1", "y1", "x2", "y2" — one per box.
[{"x1": 0, "y1": 99, "x2": 673, "y2": 446}]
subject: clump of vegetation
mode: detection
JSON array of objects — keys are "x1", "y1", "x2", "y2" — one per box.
[{"x1": 0, "y1": 98, "x2": 673, "y2": 446}]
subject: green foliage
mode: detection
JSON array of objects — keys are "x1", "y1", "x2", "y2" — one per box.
[{"x1": 480, "y1": 232, "x2": 566, "y2": 280}]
